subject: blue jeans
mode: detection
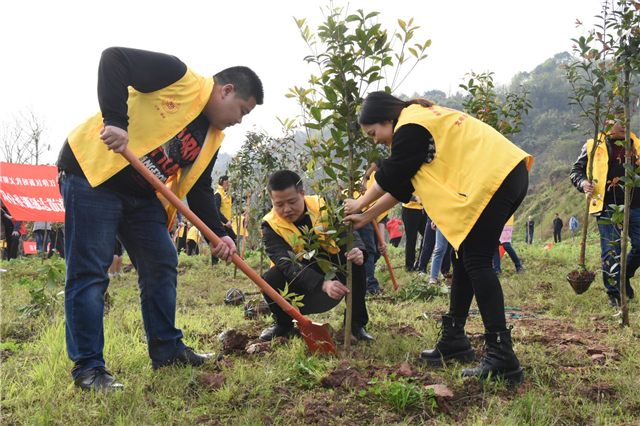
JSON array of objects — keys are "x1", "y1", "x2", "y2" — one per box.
[
  {"x1": 430, "y1": 228, "x2": 449, "y2": 280},
  {"x1": 493, "y1": 242, "x2": 522, "y2": 273},
  {"x1": 34, "y1": 229, "x2": 49, "y2": 252},
  {"x1": 60, "y1": 173, "x2": 184, "y2": 378},
  {"x1": 597, "y1": 207, "x2": 640, "y2": 296},
  {"x1": 356, "y1": 222, "x2": 381, "y2": 293}
]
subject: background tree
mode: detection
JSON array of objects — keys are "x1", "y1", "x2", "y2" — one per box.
[
  {"x1": 228, "y1": 123, "x2": 306, "y2": 275},
  {"x1": 0, "y1": 107, "x2": 50, "y2": 165}
]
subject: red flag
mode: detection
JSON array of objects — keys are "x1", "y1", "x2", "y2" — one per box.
[{"x1": 0, "y1": 162, "x2": 65, "y2": 222}]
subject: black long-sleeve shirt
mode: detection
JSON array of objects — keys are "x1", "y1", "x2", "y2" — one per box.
[
  {"x1": 57, "y1": 47, "x2": 227, "y2": 238},
  {"x1": 261, "y1": 205, "x2": 367, "y2": 294},
  {"x1": 374, "y1": 124, "x2": 434, "y2": 203}
]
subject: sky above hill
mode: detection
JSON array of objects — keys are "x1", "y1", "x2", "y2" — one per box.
[{"x1": 0, "y1": 0, "x2": 604, "y2": 164}]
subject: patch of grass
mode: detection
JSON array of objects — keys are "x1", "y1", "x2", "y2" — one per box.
[{"x1": 1, "y1": 236, "x2": 639, "y2": 425}]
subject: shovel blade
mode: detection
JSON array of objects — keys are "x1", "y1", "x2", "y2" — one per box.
[{"x1": 296, "y1": 320, "x2": 338, "y2": 356}]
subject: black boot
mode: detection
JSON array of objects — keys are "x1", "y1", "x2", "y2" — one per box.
[
  {"x1": 461, "y1": 328, "x2": 524, "y2": 385},
  {"x1": 420, "y1": 314, "x2": 476, "y2": 366}
]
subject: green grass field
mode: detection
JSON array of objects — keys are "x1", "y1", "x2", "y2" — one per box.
[{"x1": 1, "y1": 235, "x2": 639, "y2": 425}]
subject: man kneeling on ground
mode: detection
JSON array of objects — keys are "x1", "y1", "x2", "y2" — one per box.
[{"x1": 259, "y1": 170, "x2": 373, "y2": 342}]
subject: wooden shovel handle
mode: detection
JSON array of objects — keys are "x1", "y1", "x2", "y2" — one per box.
[{"x1": 121, "y1": 148, "x2": 310, "y2": 325}]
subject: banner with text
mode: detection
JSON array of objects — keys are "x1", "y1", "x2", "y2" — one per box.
[{"x1": 0, "y1": 162, "x2": 65, "y2": 222}]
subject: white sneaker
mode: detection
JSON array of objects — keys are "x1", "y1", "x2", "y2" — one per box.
[{"x1": 0, "y1": 268, "x2": 7, "y2": 273}]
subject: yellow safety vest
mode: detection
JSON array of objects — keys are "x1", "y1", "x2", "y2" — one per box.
[
  {"x1": 187, "y1": 226, "x2": 199, "y2": 242},
  {"x1": 394, "y1": 104, "x2": 533, "y2": 250},
  {"x1": 215, "y1": 185, "x2": 232, "y2": 224},
  {"x1": 586, "y1": 132, "x2": 640, "y2": 214},
  {"x1": 67, "y1": 67, "x2": 225, "y2": 228},
  {"x1": 263, "y1": 195, "x2": 340, "y2": 256}
]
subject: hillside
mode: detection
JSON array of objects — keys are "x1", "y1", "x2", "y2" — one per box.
[{"x1": 513, "y1": 165, "x2": 598, "y2": 244}]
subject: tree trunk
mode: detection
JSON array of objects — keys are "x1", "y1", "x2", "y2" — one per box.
[{"x1": 620, "y1": 65, "x2": 631, "y2": 326}]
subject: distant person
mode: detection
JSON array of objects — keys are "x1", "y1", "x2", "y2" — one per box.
[
  {"x1": 553, "y1": 213, "x2": 563, "y2": 243},
  {"x1": 186, "y1": 223, "x2": 200, "y2": 256},
  {"x1": 109, "y1": 239, "x2": 124, "y2": 279},
  {"x1": 525, "y1": 215, "x2": 535, "y2": 244},
  {"x1": 1, "y1": 202, "x2": 25, "y2": 261},
  {"x1": 569, "y1": 216, "x2": 579, "y2": 239},
  {"x1": 258, "y1": 170, "x2": 373, "y2": 342},
  {"x1": 402, "y1": 195, "x2": 427, "y2": 271},
  {"x1": 212, "y1": 175, "x2": 237, "y2": 265},
  {"x1": 386, "y1": 217, "x2": 403, "y2": 248},
  {"x1": 174, "y1": 221, "x2": 188, "y2": 254},
  {"x1": 55, "y1": 46, "x2": 263, "y2": 392},
  {"x1": 493, "y1": 216, "x2": 525, "y2": 274},
  {"x1": 33, "y1": 221, "x2": 52, "y2": 253},
  {"x1": 570, "y1": 106, "x2": 638, "y2": 307}
]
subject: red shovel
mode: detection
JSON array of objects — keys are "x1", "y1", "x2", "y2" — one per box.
[{"x1": 122, "y1": 148, "x2": 338, "y2": 356}]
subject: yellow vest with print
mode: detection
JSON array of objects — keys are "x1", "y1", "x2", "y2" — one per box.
[
  {"x1": 587, "y1": 132, "x2": 640, "y2": 214},
  {"x1": 367, "y1": 170, "x2": 391, "y2": 222},
  {"x1": 215, "y1": 185, "x2": 232, "y2": 225},
  {"x1": 395, "y1": 104, "x2": 533, "y2": 250},
  {"x1": 67, "y1": 68, "x2": 225, "y2": 228},
  {"x1": 263, "y1": 195, "x2": 340, "y2": 257}
]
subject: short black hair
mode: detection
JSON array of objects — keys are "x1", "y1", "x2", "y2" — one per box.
[
  {"x1": 214, "y1": 66, "x2": 264, "y2": 105},
  {"x1": 218, "y1": 175, "x2": 229, "y2": 186},
  {"x1": 267, "y1": 170, "x2": 303, "y2": 194}
]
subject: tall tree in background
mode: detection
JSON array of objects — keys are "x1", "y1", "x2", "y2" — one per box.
[
  {"x1": 0, "y1": 108, "x2": 50, "y2": 165},
  {"x1": 289, "y1": 2, "x2": 430, "y2": 346}
]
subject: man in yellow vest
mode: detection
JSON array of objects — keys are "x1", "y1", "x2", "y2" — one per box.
[
  {"x1": 570, "y1": 107, "x2": 638, "y2": 307},
  {"x1": 55, "y1": 47, "x2": 263, "y2": 392},
  {"x1": 259, "y1": 170, "x2": 373, "y2": 342},
  {"x1": 212, "y1": 175, "x2": 237, "y2": 265}
]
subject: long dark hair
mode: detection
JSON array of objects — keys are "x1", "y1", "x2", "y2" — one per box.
[{"x1": 358, "y1": 91, "x2": 434, "y2": 125}]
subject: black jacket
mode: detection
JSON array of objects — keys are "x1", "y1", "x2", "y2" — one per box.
[{"x1": 261, "y1": 207, "x2": 367, "y2": 294}]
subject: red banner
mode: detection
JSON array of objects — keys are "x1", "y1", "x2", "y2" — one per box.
[
  {"x1": 23, "y1": 241, "x2": 37, "y2": 254},
  {"x1": 0, "y1": 162, "x2": 65, "y2": 222}
]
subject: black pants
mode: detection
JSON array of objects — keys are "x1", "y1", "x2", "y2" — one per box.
[
  {"x1": 402, "y1": 207, "x2": 427, "y2": 271},
  {"x1": 262, "y1": 254, "x2": 369, "y2": 329},
  {"x1": 448, "y1": 161, "x2": 529, "y2": 332},
  {"x1": 390, "y1": 237, "x2": 402, "y2": 248},
  {"x1": 187, "y1": 240, "x2": 199, "y2": 255},
  {"x1": 177, "y1": 236, "x2": 187, "y2": 254},
  {"x1": 553, "y1": 230, "x2": 562, "y2": 243},
  {"x1": 2, "y1": 226, "x2": 21, "y2": 260}
]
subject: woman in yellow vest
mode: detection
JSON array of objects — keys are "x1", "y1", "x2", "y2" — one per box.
[{"x1": 344, "y1": 91, "x2": 533, "y2": 385}]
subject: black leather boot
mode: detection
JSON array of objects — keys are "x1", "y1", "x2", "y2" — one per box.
[
  {"x1": 461, "y1": 327, "x2": 524, "y2": 385},
  {"x1": 420, "y1": 314, "x2": 476, "y2": 366}
]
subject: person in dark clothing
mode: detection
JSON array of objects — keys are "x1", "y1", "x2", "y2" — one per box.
[
  {"x1": 345, "y1": 92, "x2": 532, "y2": 385},
  {"x1": 401, "y1": 196, "x2": 427, "y2": 271},
  {"x1": 552, "y1": 213, "x2": 563, "y2": 243},
  {"x1": 525, "y1": 215, "x2": 535, "y2": 244},
  {"x1": 570, "y1": 108, "x2": 638, "y2": 307},
  {"x1": 174, "y1": 221, "x2": 188, "y2": 254},
  {"x1": 1, "y1": 203, "x2": 24, "y2": 261},
  {"x1": 56, "y1": 47, "x2": 263, "y2": 392},
  {"x1": 259, "y1": 170, "x2": 373, "y2": 343}
]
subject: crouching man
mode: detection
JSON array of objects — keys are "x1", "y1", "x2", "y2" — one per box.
[{"x1": 259, "y1": 170, "x2": 373, "y2": 342}]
